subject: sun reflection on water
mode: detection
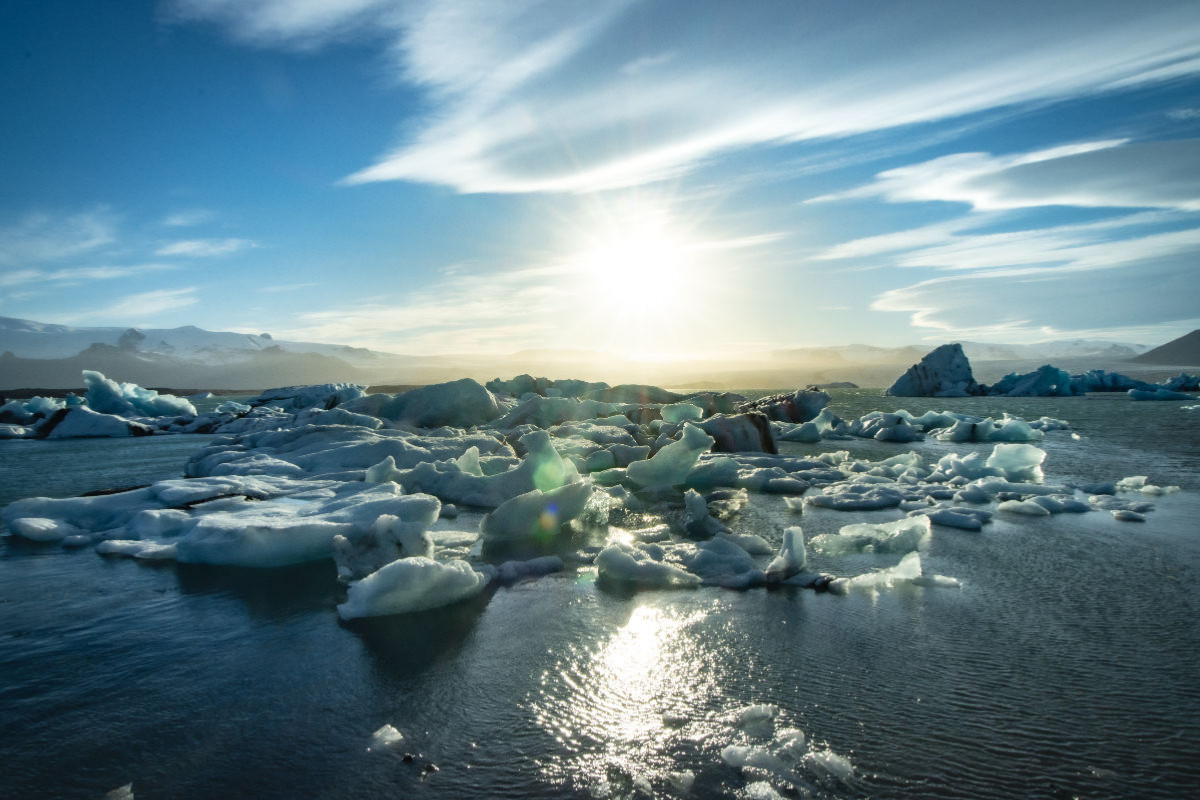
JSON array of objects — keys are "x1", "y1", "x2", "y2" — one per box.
[{"x1": 530, "y1": 601, "x2": 728, "y2": 794}]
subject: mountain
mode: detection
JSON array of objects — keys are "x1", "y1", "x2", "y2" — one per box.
[
  {"x1": 0, "y1": 346, "x2": 372, "y2": 391},
  {"x1": 0, "y1": 316, "x2": 401, "y2": 368},
  {"x1": 0, "y1": 315, "x2": 1171, "y2": 391},
  {"x1": 1130, "y1": 330, "x2": 1200, "y2": 366}
]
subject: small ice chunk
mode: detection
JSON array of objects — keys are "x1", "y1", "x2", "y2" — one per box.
[
  {"x1": 661, "y1": 401, "x2": 703, "y2": 424},
  {"x1": 595, "y1": 544, "x2": 700, "y2": 587},
  {"x1": 666, "y1": 771, "x2": 695, "y2": 794},
  {"x1": 364, "y1": 455, "x2": 404, "y2": 484},
  {"x1": 744, "y1": 782, "x2": 786, "y2": 800},
  {"x1": 95, "y1": 540, "x2": 178, "y2": 560},
  {"x1": 494, "y1": 555, "x2": 564, "y2": 584},
  {"x1": 7, "y1": 516, "x2": 86, "y2": 542},
  {"x1": 1111, "y1": 509, "x2": 1146, "y2": 522},
  {"x1": 732, "y1": 703, "x2": 777, "y2": 738},
  {"x1": 337, "y1": 557, "x2": 490, "y2": 619},
  {"x1": 805, "y1": 747, "x2": 855, "y2": 782},
  {"x1": 766, "y1": 526, "x2": 806, "y2": 578},
  {"x1": 626, "y1": 423, "x2": 714, "y2": 490},
  {"x1": 810, "y1": 516, "x2": 930, "y2": 555},
  {"x1": 997, "y1": 499, "x2": 1051, "y2": 516},
  {"x1": 367, "y1": 724, "x2": 405, "y2": 753},
  {"x1": 479, "y1": 481, "x2": 593, "y2": 543}
]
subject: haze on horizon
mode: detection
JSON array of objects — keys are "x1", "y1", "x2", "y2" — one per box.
[{"x1": 2, "y1": 1, "x2": 1199, "y2": 362}]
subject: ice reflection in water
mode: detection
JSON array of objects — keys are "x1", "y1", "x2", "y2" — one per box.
[{"x1": 531, "y1": 602, "x2": 725, "y2": 794}]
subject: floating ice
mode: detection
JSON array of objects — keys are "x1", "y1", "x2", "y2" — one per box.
[
  {"x1": 44, "y1": 406, "x2": 155, "y2": 439},
  {"x1": 989, "y1": 364, "x2": 1080, "y2": 397},
  {"x1": 595, "y1": 543, "x2": 701, "y2": 587},
  {"x1": 1116, "y1": 475, "x2": 1181, "y2": 496},
  {"x1": 810, "y1": 516, "x2": 930, "y2": 555},
  {"x1": 766, "y1": 526, "x2": 806, "y2": 578},
  {"x1": 933, "y1": 416, "x2": 1043, "y2": 443},
  {"x1": 95, "y1": 540, "x2": 178, "y2": 560},
  {"x1": 479, "y1": 480, "x2": 593, "y2": 543},
  {"x1": 698, "y1": 412, "x2": 776, "y2": 453},
  {"x1": 740, "y1": 388, "x2": 830, "y2": 423},
  {"x1": 805, "y1": 483, "x2": 905, "y2": 511},
  {"x1": 332, "y1": 504, "x2": 439, "y2": 581},
  {"x1": 660, "y1": 401, "x2": 703, "y2": 424},
  {"x1": 886, "y1": 343, "x2": 983, "y2": 397},
  {"x1": 626, "y1": 423, "x2": 714, "y2": 490},
  {"x1": 1129, "y1": 387, "x2": 1195, "y2": 401},
  {"x1": 682, "y1": 489, "x2": 729, "y2": 538},
  {"x1": 493, "y1": 555, "x2": 565, "y2": 584},
  {"x1": 337, "y1": 557, "x2": 490, "y2": 619},
  {"x1": 367, "y1": 724, "x2": 405, "y2": 754},
  {"x1": 249, "y1": 383, "x2": 366, "y2": 412},
  {"x1": 83, "y1": 370, "x2": 197, "y2": 417},
  {"x1": 847, "y1": 411, "x2": 924, "y2": 442},
  {"x1": 347, "y1": 378, "x2": 499, "y2": 427}
]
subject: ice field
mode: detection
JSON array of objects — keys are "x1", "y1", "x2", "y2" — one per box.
[{"x1": 1, "y1": 380, "x2": 1198, "y2": 799}]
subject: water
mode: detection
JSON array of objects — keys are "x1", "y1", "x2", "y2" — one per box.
[{"x1": 2, "y1": 392, "x2": 1199, "y2": 799}]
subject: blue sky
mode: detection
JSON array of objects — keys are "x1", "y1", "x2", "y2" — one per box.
[{"x1": 2, "y1": 0, "x2": 1199, "y2": 358}]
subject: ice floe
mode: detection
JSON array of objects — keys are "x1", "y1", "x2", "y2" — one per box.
[{"x1": 1, "y1": 370, "x2": 1183, "y2": 624}]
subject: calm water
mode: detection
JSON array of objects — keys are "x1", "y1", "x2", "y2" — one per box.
[{"x1": 1, "y1": 391, "x2": 1198, "y2": 799}]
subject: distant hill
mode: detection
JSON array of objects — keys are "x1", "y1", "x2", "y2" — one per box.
[
  {"x1": 0, "y1": 346, "x2": 371, "y2": 391},
  {"x1": 1130, "y1": 330, "x2": 1200, "y2": 366},
  {"x1": 0, "y1": 315, "x2": 402, "y2": 367},
  {"x1": 0, "y1": 314, "x2": 1172, "y2": 392}
]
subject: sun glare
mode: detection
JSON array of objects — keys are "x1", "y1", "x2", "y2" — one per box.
[{"x1": 565, "y1": 203, "x2": 707, "y2": 359}]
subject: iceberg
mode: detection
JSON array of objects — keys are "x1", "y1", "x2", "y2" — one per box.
[
  {"x1": 886, "y1": 343, "x2": 983, "y2": 397},
  {"x1": 988, "y1": 364, "x2": 1080, "y2": 397},
  {"x1": 346, "y1": 378, "x2": 500, "y2": 428},
  {"x1": 739, "y1": 388, "x2": 830, "y2": 423},
  {"x1": 82, "y1": 370, "x2": 197, "y2": 417}
]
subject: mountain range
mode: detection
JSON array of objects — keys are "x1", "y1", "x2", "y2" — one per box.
[{"x1": 0, "y1": 315, "x2": 1190, "y2": 392}]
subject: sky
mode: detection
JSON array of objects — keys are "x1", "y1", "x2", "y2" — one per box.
[{"x1": 2, "y1": 0, "x2": 1199, "y2": 359}]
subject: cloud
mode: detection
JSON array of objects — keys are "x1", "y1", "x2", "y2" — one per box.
[
  {"x1": 155, "y1": 238, "x2": 257, "y2": 257},
  {"x1": 259, "y1": 281, "x2": 319, "y2": 293},
  {"x1": 166, "y1": 0, "x2": 392, "y2": 47},
  {"x1": 0, "y1": 210, "x2": 116, "y2": 267},
  {"x1": 812, "y1": 139, "x2": 1200, "y2": 211},
  {"x1": 0, "y1": 263, "x2": 179, "y2": 289},
  {"x1": 162, "y1": 209, "x2": 216, "y2": 227},
  {"x1": 172, "y1": 1, "x2": 1200, "y2": 195},
  {"x1": 59, "y1": 288, "x2": 200, "y2": 323},
  {"x1": 842, "y1": 210, "x2": 1200, "y2": 338}
]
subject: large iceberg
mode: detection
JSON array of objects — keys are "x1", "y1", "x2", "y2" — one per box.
[{"x1": 885, "y1": 344, "x2": 983, "y2": 397}]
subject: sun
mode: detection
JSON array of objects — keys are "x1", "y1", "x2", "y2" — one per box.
[{"x1": 564, "y1": 203, "x2": 706, "y2": 358}]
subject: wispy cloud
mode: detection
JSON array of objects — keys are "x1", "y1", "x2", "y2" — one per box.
[
  {"x1": 259, "y1": 281, "x2": 319, "y2": 293},
  {"x1": 0, "y1": 209, "x2": 116, "y2": 267},
  {"x1": 59, "y1": 288, "x2": 200, "y2": 323},
  {"x1": 0, "y1": 263, "x2": 178, "y2": 288},
  {"x1": 162, "y1": 209, "x2": 215, "y2": 227},
  {"x1": 166, "y1": 0, "x2": 392, "y2": 47},
  {"x1": 155, "y1": 238, "x2": 257, "y2": 257},
  {"x1": 810, "y1": 139, "x2": 1200, "y2": 211},
  {"x1": 172, "y1": 1, "x2": 1200, "y2": 195}
]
